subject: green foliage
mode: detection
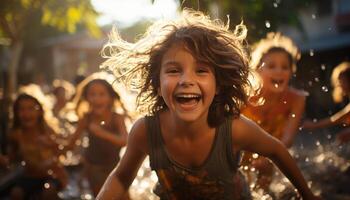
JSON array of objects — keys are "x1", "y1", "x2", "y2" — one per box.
[{"x1": 0, "y1": 0, "x2": 101, "y2": 44}]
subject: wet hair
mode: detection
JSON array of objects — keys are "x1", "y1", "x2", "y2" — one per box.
[
  {"x1": 331, "y1": 62, "x2": 350, "y2": 103},
  {"x1": 75, "y1": 78, "x2": 129, "y2": 119},
  {"x1": 251, "y1": 32, "x2": 300, "y2": 72},
  {"x1": 12, "y1": 93, "x2": 46, "y2": 133},
  {"x1": 101, "y1": 9, "x2": 251, "y2": 127}
]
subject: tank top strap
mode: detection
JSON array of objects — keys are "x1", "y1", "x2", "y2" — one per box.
[
  {"x1": 219, "y1": 117, "x2": 240, "y2": 171},
  {"x1": 145, "y1": 114, "x2": 166, "y2": 170}
]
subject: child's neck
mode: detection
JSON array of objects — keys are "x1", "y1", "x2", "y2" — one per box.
[
  {"x1": 261, "y1": 88, "x2": 287, "y2": 102},
  {"x1": 91, "y1": 110, "x2": 113, "y2": 121},
  {"x1": 161, "y1": 111, "x2": 212, "y2": 139}
]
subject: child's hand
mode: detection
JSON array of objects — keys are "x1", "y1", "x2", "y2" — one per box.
[
  {"x1": 88, "y1": 123, "x2": 104, "y2": 136},
  {"x1": 251, "y1": 157, "x2": 273, "y2": 173},
  {"x1": 336, "y1": 131, "x2": 350, "y2": 144}
]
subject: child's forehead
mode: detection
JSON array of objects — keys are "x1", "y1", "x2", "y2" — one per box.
[{"x1": 161, "y1": 43, "x2": 199, "y2": 64}]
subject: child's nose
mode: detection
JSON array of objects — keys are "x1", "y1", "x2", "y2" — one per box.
[{"x1": 179, "y1": 72, "x2": 195, "y2": 86}]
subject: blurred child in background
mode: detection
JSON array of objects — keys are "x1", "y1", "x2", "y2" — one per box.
[
  {"x1": 7, "y1": 94, "x2": 67, "y2": 200},
  {"x1": 241, "y1": 33, "x2": 307, "y2": 194},
  {"x1": 67, "y1": 77, "x2": 129, "y2": 198},
  {"x1": 303, "y1": 62, "x2": 350, "y2": 144}
]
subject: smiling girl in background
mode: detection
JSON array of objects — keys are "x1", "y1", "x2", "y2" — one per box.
[
  {"x1": 241, "y1": 33, "x2": 307, "y2": 195},
  {"x1": 67, "y1": 77, "x2": 129, "y2": 198}
]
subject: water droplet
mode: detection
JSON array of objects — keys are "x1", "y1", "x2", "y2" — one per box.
[
  {"x1": 309, "y1": 49, "x2": 314, "y2": 56},
  {"x1": 243, "y1": 165, "x2": 249, "y2": 170},
  {"x1": 316, "y1": 140, "x2": 320, "y2": 146},
  {"x1": 305, "y1": 157, "x2": 309, "y2": 162},
  {"x1": 311, "y1": 14, "x2": 316, "y2": 19},
  {"x1": 261, "y1": 62, "x2": 265, "y2": 67},
  {"x1": 100, "y1": 121, "x2": 105, "y2": 125},
  {"x1": 265, "y1": 21, "x2": 271, "y2": 28},
  {"x1": 21, "y1": 161, "x2": 26, "y2": 166},
  {"x1": 283, "y1": 101, "x2": 287, "y2": 104},
  {"x1": 314, "y1": 77, "x2": 319, "y2": 82},
  {"x1": 273, "y1": 2, "x2": 278, "y2": 7},
  {"x1": 47, "y1": 169, "x2": 53, "y2": 175},
  {"x1": 321, "y1": 86, "x2": 328, "y2": 92},
  {"x1": 327, "y1": 134, "x2": 332, "y2": 139},
  {"x1": 250, "y1": 167, "x2": 256, "y2": 172},
  {"x1": 252, "y1": 153, "x2": 259, "y2": 159},
  {"x1": 44, "y1": 182, "x2": 50, "y2": 189},
  {"x1": 274, "y1": 83, "x2": 279, "y2": 88},
  {"x1": 312, "y1": 118, "x2": 318, "y2": 122},
  {"x1": 308, "y1": 81, "x2": 313, "y2": 86},
  {"x1": 298, "y1": 126, "x2": 303, "y2": 131},
  {"x1": 307, "y1": 181, "x2": 312, "y2": 187},
  {"x1": 321, "y1": 64, "x2": 326, "y2": 70},
  {"x1": 291, "y1": 113, "x2": 296, "y2": 118}
]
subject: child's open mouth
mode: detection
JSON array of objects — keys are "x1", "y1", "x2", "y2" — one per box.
[
  {"x1": 271, "y1": 79, "x2": 285, "y2": 88},
  {"x1": 174, "y1": 93, "x2": 202, "y2": 107}
]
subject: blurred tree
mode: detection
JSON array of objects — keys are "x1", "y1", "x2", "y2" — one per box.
[
  {"x1": 0, "y1": 0, "x2": 101, "y2": 104},
  {"x1": 180, "y1": 0, "x2": 320, "y2": 43}
]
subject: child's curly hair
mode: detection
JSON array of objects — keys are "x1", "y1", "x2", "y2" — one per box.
[
  {"x1": 101, "y1": 9, "x2": 251, "y2": 127},
  {"x1": 250, "y1": 32, "x2": 300, "y2": 72},
  {"x1": 331, "y1": 62, "x2": 350, "y2": 103}
]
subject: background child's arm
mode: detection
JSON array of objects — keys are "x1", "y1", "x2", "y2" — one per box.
[
  {"x1": 232, "y1": 115, "x2": 319, "y2": 200},
  {"x1": 303, "y1": 103, "x2": 350, "y2": 129},
  {"x1": 336, "y1": 127, "x2": 350, "y2": 144},
  {"x1": 66, "y1": 115, "x2": 88, "y2": 150},
  {"x1": 97, "y1": 118, "x2": 147, "y2": 200},
  {"x1": 280, "y1": 94, "x2": 306, "y2": 147},
  {"x1": 88, "y1": 114, "x2": 127, "y2": 147}
]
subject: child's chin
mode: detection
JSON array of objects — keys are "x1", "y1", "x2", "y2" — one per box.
[{"x1": 268, "y1": 85, "x2": 287, "y2": 93}]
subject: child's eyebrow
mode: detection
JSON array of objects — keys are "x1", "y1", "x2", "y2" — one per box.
[{"x1": 162, "y1": 60, "x2": 181, "y2": 67}]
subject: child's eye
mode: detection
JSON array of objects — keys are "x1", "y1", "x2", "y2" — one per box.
[
  {"x1": 197, "y1": 68, "x2": 209, "y2": 73},
  {"x1": 166, "y1": 68, "x2": 180, "y2": 74}
]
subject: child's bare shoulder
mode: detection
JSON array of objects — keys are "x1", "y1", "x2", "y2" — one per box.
[
  {"x1": 288, "y1": 87, "x2": 308, "y2": 99},
  {"x1": 230, "y1": 115, "x2": 262, "y2": 150},
  {"x1": 128, "y1": 117, "x2": 148, "y2": 152}
]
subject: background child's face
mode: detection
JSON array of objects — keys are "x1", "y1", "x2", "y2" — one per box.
[
  {"x1": 258, "y1": 51, "x2": 292, "y2": 93},
  {"x1": 86, "y1": 82, "x2": 113, "y2": 115},
  {"x1": 17, "y1": 99, "x2": 41, "y2": 128},
  {"x1": 338, "y1": 74, "x2": 350, "y2": 94},
  {"x1": 158, "y1": 43, "x2": 217, "y2": 123}
]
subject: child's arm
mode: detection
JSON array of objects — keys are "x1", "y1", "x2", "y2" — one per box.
[
  {"x1": 280, "y1": 94, "x2": 306, "y2": 148},
  {"x1": 96, "y1": 118, "x2": 148, "y2": 200},
  {"x1": 88, "y1": 114, "x2": 128, "y2": 147},
  {"x1": 303, "y1": 103, "x2": 350, "y2": 130},
  {"x1": 233, "y1": 115, "x2": 319, "y2": 199},
  {"x1": 336, "y1": 127, "x2": 350, "y2": 144},
  {"x1": 65, "y1": 115, "x2": 88, "y2": 150}
]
